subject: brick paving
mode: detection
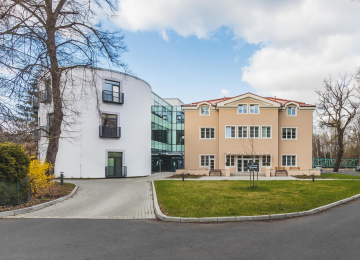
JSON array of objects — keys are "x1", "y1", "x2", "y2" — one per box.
[{"x1": 10, "y1": 172, "x2": 172, "y2": 219}]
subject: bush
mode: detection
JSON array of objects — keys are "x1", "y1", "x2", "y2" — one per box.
[
  {"x1": 0, "y1": 142, "x2": 30, "y2": 182},
  {"x1": 28, "y1": 158, "x2": 54, "y2": 196}
]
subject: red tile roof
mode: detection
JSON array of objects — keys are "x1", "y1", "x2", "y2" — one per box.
[{"x1": 182, "y1": 92, "x2": 315, "y2": 107}]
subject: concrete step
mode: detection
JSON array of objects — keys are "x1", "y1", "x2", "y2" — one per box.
[{"x1": 231, "y1": 172, "x2": 266, "y2": 177}]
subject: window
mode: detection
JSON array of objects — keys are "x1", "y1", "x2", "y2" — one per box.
[
  {"x1": 250, "y1": 104, "x2": 259, "y2": 114},
  {"x1": 200, "y1": 106, "x2": 210, "y2": 116},
  {"x1": 226, "y1": 126, "x2": 236, "y2": 138},
  {"x1": 282, "y1": 128, "x2": 297, "y2": 140},
  {"x1": 102, "y1": 114, "x2": 117, "y2": 127},
  {"x1": 47, "y1": 113, "x2": 54, "y2": 127},
  {"x1": 287, "y1": 107, "x2": 296, "y2": 116},
  {"x1": 282, "y1": 155, "x2": 296, "y2": 167},
  {"x1": 262, "y1": 126, "x2": 271, "y2": 139},
  {"x1": 238, "y1": 104, "x2": 247, "y2": 114},
  {"x1": 200, "y1": 155, "x2": 215, "y2": 167},
  {"x1": 200, "y1": 128, "x2": 215, "y2": 139},
  {"x1": 262, "y1": 155, "x2": 271, "y2": 167},
  {"x1": 249, "y1": 126, "x2": 259, "y2": 138},
  {"x1": 238, "y1": 126, "x2": 248, "y2": 138},
  {"x1": 104, "y1": 80, "x2": 122, "y2": 103},
  {"x1": 226, "y1": 155, "x2": 235, "y2": 167}
]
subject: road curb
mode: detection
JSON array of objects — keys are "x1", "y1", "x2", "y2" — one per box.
[
  {"x1": 0, "y1": 185, "x2": 78, "y2": 218},
  {"x1": 151, "y1": 181, "x2": 359, "y2": 223}
]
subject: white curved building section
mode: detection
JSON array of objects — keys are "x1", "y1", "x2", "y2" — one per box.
[{"x1": 38, "y1": 68, "x2": 151, "y2": 178}]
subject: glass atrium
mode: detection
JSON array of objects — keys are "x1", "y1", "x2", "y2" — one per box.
[{"x1": 151, "y1": 92, "x2": 184, "y2": 172}]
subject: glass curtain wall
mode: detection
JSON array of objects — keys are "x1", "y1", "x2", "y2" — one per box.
[{"x1": 151, "y1": 92, "x2": 184, "y2": 172}]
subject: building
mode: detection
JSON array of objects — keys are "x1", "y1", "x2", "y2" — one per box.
[
  {"x1": 36, "y1": 68, "x2": 152, "y2": 178},
  {"x1": 182, "y1": 93, "x2": 316, "y2": 176},
  {"x1": 151, "y1": 92, "x2": 184, "y2": 172}
]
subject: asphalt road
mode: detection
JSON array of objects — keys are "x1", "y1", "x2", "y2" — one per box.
[{"x1": 1, "y1": 198, "x2": 360, "y2": 260}]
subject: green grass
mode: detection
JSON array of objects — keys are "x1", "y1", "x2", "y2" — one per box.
[
  {"x1": 321, "y1": 174, "x2": 360, "y2": 179},
  {"x1": 154, "y1": 180, "x2": 360, "y2": 217}
]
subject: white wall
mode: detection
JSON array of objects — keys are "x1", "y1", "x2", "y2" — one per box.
[{"x1": 38, "y1": 68, "x2": 151, "y2": 178}]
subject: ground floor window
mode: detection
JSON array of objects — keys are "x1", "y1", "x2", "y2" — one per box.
[
  {"x1": 200, "y1": 155, "x2": 215, "y2": 169},
  {"x1": 282, "y1": 155, "x2": 296, "y2": 167},
  {"x1": 226, "y1": 155, "x2": 235, "y2": 166},
  {"x1": 262, "y1": 155, "x2": 271, "y2": 166}
]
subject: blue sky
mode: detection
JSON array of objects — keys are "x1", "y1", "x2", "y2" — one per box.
[
  {"x1": 107, "y1": 0, "x2": 360, "y2": 105},
  {"x1": 119, "y1": 28, "x2": 259, "y2": 104}
]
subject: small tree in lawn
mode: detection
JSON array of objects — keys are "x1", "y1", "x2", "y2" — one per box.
[
  {"x1": 242, "y1": 119, "x2": 259, "y2": 188},
  {"x1": 315, "y1": 75, "x2": 359, "y2": 172}
]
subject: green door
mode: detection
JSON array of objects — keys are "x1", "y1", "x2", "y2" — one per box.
[{"x1": 107, "y1": 152, "x2": 123, "y2": 177}]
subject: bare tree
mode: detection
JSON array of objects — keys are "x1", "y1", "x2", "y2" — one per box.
[
  {"x1": 0, "y1": 0, "x2": 127, "y2": 171},
  {"x1": 242, "y1": 120, "x2": 259, "y2": 188},
  {"x1": 316, "y1": 75, "x2": 359, "y2": 172}
]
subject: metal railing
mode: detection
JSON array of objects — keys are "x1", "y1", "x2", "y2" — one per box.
[
  {"x1": 32, "y1": 129, "x2": 41, "y2": 142},
  {"x1": 102, "y1": 90, "x2": 124, "y2": 104},
  {"x1": 105, "y1": 166, "x2": 127, "y2": 178},
  {"x1": 312, "y1": 158, "x2": 359, "y2": 168},
  {"x1": 0, "y1": 178, "x2": 31, "y2": 207},
  {"x1": 99, "y1": 126, "x2": 121, "y2": 138}
]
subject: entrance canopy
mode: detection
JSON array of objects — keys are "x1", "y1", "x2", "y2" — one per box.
[{"x1": 225, "y1": 152, "x2": 270, "y2": 156}]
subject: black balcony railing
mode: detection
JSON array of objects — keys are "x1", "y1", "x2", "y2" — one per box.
[
  {"x1": 99, "y1": 126, "x2": 121, "y2": 138},
  {"x1": 105, "y1": 166, "x2": 127, "y2": 178},
  {"x1": 102, "y1": 90, "x2": 124, "y2": 104}
]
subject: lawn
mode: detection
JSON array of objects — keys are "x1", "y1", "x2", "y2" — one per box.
[
  {"x1": 322, "y1": 174, "x2": 360, "y2": 179},
  {"x1": 154, "y1": 180, "x2": 360, "y2": 217}
]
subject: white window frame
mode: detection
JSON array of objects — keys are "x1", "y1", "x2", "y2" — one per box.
[
  {"x1": 225, "y1": 125, "x2": 236, "y2": 139},
  {"x1": 226, "y1": 155, "x2": 235, "y2": 167},
  {"x1": 249, "y1": 125, "x2": 260, "y2": 139},
  {"x1": 281, "y1": 127, "x2": 297, "y2": 140},
  {"x1": 237, "y1": 104, "x2": 248, "y2": 114},
  {"x1": 199, "y1": 154, "x2": 215, "y2": 169},
  {"x1": 287, "y1": 106, "x2": 297, "y2": 116},
  {"x1": 237, "y1": 125, "x2": 248, "y2": 139},
  {"x1": 281, "y1": 154, "x2": 297, "y2": 167},
  {"x1": 200, "y1": 106, "x2": 210, "y2": 116},
  {"x1": 262, "y1": 155, "x2": 271, "y2": 167},
  {"x1": 249, "y1": 104, "x2": 260, "y2": 114},
  {"x1": 199, "y1": 127, "x2": 215, "y2": 140},
  {"x1": 261, "y1": 125, "x2": 272, "y2": 139}
]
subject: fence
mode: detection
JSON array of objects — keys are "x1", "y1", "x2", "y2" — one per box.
[
  {"x1": 0, "y1": 178, "x2": 31, "y2": 207},
  {"x1": 312, "y1": 158, "x2": 359, "y2": 168}
]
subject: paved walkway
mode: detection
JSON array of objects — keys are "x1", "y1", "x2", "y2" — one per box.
[{"x1": 9, "y1": 172, "x2": 172, "y2": 219}]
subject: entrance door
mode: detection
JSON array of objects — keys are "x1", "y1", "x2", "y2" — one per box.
[
  {"x1": 107, "y1": 152, "x2": 123, "y2": 177},
  {"x1": 237, "y1": 159, "x2": 249, "y2": 172}
]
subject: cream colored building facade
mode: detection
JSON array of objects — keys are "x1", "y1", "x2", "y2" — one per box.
[{"x1": 182, "y1": 93, "x2": 316, "y2": 176}]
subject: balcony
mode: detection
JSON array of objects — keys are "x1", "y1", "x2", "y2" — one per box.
[
  {"x1": 99, "y1": 126, "x2": 121, "y2": 138},
  {"x1": 102, "y1": 90, "x2": 124, "y2": 104},
  {"x1": 105, "y1": 166, "x2": 127, "y2": 178}
]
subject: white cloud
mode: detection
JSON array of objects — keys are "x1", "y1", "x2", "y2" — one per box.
[
  {"x1": 116, "y1": 0, "x2": 360, "y2": 103},
  {"x1": 160, "y1": 30, "x2": 169, "y2": 41},
  {"x1": 221, "y1": 89, "x2": 230, "y2": 97}
]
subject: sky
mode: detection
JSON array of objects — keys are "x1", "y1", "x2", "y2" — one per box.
[{"x1": 106, "y1": 0, "x2": 360, "y2": 105}]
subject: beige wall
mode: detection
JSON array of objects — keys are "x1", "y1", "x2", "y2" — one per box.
[{"x1": 184, "y1": 98, "x2": 314, "y2": 173}]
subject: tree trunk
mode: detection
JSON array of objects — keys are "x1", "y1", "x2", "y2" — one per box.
[
  {"x1": 45, "y1": 14, "x2": 63, "y2": 174},
  {"x1": 333, "y1": 129, "x2": 344, "y2": 172}
]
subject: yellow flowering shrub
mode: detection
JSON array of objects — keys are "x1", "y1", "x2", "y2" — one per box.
[{"x1": 28, "y1": 158, "x2": 54, "y2": 196}]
